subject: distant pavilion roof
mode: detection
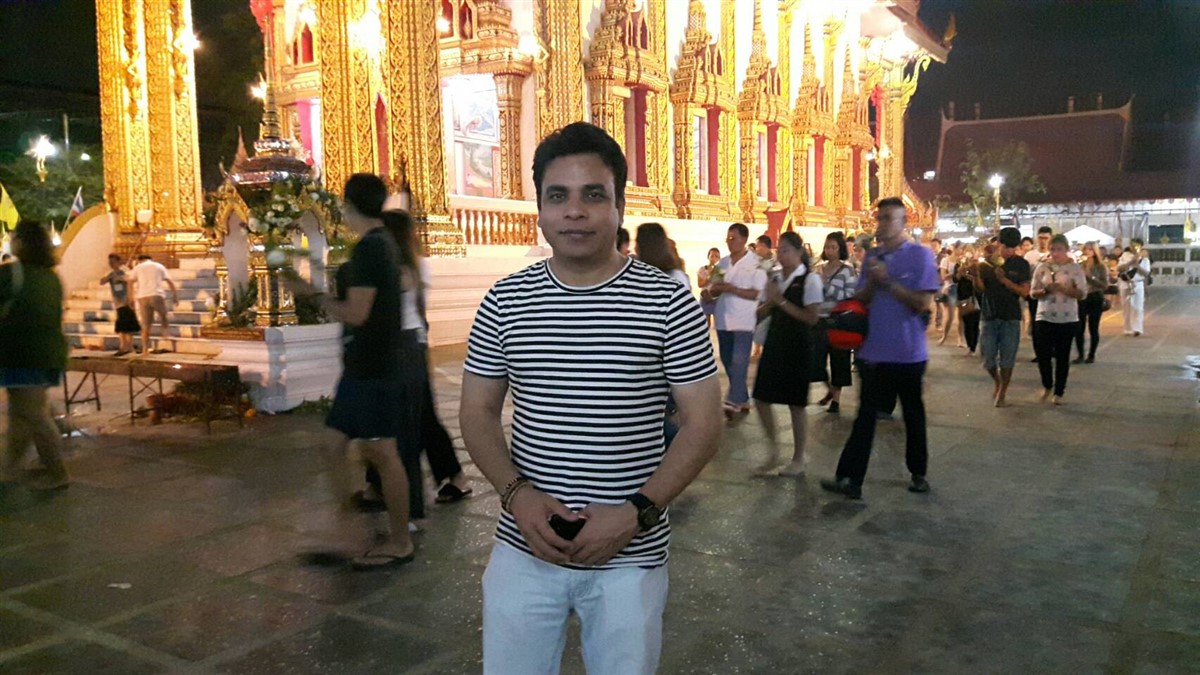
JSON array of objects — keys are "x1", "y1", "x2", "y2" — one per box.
[{"x1": 912, "y1": 99, "x2": 1200, "y2": 205}]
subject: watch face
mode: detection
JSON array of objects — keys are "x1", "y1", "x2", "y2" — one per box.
[{"x1": 638, "y1": 505, "x2": 663, "y2": 530}]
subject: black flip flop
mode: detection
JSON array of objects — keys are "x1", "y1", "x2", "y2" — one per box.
[
  {"x1": 435, "y1": 483, "x2": 473, "y2": 503},
  {"x1": 351, "y1": 549, "x2": 415, "y2": 571}
]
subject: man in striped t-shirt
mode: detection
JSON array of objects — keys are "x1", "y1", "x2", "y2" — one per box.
[{"x1": 461, "y1": 122, "x2": 722, "y2": 675}]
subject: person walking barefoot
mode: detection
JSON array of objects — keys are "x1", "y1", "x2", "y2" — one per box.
[{"x1": 752, "y1": 232, "x2": 823, "y2": 476}]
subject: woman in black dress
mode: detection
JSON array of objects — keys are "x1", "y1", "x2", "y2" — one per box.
[{"x1": 752, "y1": 231, "x2": 824, "y2": 477}]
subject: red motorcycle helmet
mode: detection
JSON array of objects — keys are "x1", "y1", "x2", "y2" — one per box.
[{"x1": 826, "y1": 298, "x2": 869, "y2": 351}]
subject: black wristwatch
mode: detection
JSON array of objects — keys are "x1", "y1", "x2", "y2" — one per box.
[{"x1": 629, "y1": 492, "x2": 663, "y2": 532}]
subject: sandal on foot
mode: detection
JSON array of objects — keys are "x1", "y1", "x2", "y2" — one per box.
[
  {"x1": 435, "y1": 483, "x2": 473, "y2": 503},
  {"x1": 351, "y1": 548, "x2": 415, "y2": 571}
]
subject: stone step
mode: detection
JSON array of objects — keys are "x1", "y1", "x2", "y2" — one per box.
[
  {"x1": 69, "y1": 334, "x2": 222, "y2": 356},
  {"x1": 77, "y1": 275, "x2": 219, "y2": 295},
  {"x1": 68, "y1": 289, "x2": 216, "y2": 305},
  {"x1": 65, "y1": 322, "x2": 208, "y2": 338},
  {"x1": 63, "y1": 308, "x2": 209, "y2": 325}
]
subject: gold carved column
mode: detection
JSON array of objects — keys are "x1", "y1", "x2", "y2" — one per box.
[
  {"x1": 385, "y1": 0, "x2": 464, "y2": 256},
  {"x1": 790, "y1": 20, "x2": 818, "y2": 225},
  {"x1": 493, "y1": 72, "x2": 525, "y2": 200},
  {"x1": 588, "y1": 84, "x2": 627, "y2": 156},
  {"x1": 317, "y1": 0, "x2": 376, "y2": 193},
  {"x1": 143, "y1": 0, "x2": 202, "y2": 230},
  {"x1": 776, "y1": 3, "x2": 793, "y2": 210},
  {"x1": 718, "y1": 0, "x2": 738, "y2": 206},
  {"x1": 876, "y1": 56, "x2": 930, "y2": 200},
  {"x1": 534, "y1": 0, "x2": 584, "y2": 140},
  {"x1": 96, "y1": 0, "x2": 153, "y2": 231}
]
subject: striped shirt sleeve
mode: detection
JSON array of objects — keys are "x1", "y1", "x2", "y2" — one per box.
[
  {"x1": 663, "y1": 285, "x2": 718, "y2": 386},
  {"x1": 464, "y1": 287, "x2": 508, "y2": 379}
]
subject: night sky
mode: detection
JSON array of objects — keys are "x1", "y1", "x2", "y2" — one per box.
[{"x1": 2, "y1": 0, "x2": 1198, "y2": 173}]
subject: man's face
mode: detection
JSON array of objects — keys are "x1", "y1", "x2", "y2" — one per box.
[
  {"x1": 537, "y1": 153, "x2": 623, "y2": 265},
  {"x1": 726, "y1": 228, "x2": 748, "y2": 255},
  {"x1": 1020, "y1": 240, "x2": 1033, "y2": 254},
  {"x1": 875, "y1": 206, "x2": 906, "y2": 243},
  {"x1": 109, "y1": 258, "x2": 122, "y2": 270},
  {"x1": 1037, "y1": 233, "x2": 1051, "y2": 251},
  {"x1": 931, "y1": 241, "x2": 942, "y2": 255}
]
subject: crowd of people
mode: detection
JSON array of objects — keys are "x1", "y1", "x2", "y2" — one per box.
[{"x1": 0, "y1": 119, "x2": 1162, "y2": 674}]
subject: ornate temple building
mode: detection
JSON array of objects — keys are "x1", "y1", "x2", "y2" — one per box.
[
  {"x1": 249, "y1": 0, "x2": 950, "y2": 247},
  {"x1": 71, "y1": 0, "x2": 950, "y2": 407}
]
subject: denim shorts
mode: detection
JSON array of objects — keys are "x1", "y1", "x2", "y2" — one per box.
[{"x1": 980, "y1": 319, "x2": 1021, "y2": 370}]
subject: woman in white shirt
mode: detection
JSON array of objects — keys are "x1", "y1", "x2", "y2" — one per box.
[
  {"x1": 752, "y1": 231, "x2": 823, "y2": 476},
  {"x1": 814, "y1": 232, "x2": 857, "y2": 414},
  {"x1": 1030, "y1": 234, "x2": 1087, "y2": 405}
]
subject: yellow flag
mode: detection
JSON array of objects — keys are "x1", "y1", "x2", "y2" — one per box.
[{"x1": 0, "y1": 183, "x2": 18, "y2": 230}]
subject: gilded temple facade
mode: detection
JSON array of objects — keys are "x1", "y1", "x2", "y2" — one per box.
[
  {"x1": 255, "y1": 0, "x2": 948, "y2": 240},
  {"x1": 94, "y1": 0, "x2": 949, "y2": 254}
]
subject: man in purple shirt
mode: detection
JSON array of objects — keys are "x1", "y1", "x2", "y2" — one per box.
[{"x1": 821, "y1": 197, "x2": 940, "y2": 499}]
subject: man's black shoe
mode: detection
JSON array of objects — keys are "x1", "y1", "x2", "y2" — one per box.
[
  {"x1": 908, "y1": 476, "x2": 931, "y2": 493},
  {"x1": 820, "y1": 477, "x2": 862, "y2": 499}
]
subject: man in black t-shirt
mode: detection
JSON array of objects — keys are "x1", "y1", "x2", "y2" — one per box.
[
  {"x1": 284, "y1": 173, "x2": 418, "y2": 571},
  {"x1": 977, "y1": 227, "x2": 1031, "y2": 407}
]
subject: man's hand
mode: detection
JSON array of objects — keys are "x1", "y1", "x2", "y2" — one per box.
[
  {"x1": 867, "y1": 258, "x2": 890, "y2": 286},
  {"x1": 509, "y1": 487, "x2": 578, "y2": 564},
  {"x1": 567, "y1": 502, "x2": 640, "y2": 567},
  {"x1": 708, "y1": 281, "x2": 729, "y2": 295}
]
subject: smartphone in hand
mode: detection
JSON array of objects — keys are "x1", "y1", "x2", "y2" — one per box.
[{"x1": 548, "y1": 514, "x2": 586, "y2": 541}]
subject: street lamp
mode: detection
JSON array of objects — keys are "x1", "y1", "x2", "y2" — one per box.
[
  {"x1": 27, "y1": 135, "x2": 56, "y2": 182},
  {"x1": 988, "y1": 173, "x2": 1005, "y2": 231}
]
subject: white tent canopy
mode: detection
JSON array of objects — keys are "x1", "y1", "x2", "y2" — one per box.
[{"x1": 1062, "y1": 224, "x2": 1115, "y2": 247}]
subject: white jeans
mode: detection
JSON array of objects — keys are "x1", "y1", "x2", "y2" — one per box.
[
  {"x1": 1120, "y1": 282, "x2": 1144, "y2": 333},
  {"x1": 482, "y1": 543, "x2": 669, "y2": 675}
]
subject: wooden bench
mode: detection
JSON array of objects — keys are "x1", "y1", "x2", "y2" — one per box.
[{"x1": 64, "y1": 356, "x2": 244, "y2": 432}]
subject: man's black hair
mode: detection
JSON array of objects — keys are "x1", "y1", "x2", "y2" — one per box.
[
  {"x1": 877, "y1": 196, "x2": 905, "y2": 211},
  {"x1": 728, "y1": 222, "x2": 750, "y2": 239},
  {"x1": 756, "y1": 234, "x2": 773, "y2": 248},
  {"x1": 532, "y1": 122, "x2": 627, "y2": 208},
  {"x1": 1131, "y1": 237, "x2": 1144, "y2": 246},
  {"x1": 137, "y1": 254, "x2": 152, "y2": 260},
  {"x1": 343, "y1": 173, "x2": 387, "y2": 218},
  {"x1": 1037, "y1": 225, "x2": 1054, "y2": 235},
  {"x1": 1020, "y1": 236, "x2": 1034, "y2": 245},
  {"x1": 998, "y1": 226, "x2": 1022, "y2": 248}
]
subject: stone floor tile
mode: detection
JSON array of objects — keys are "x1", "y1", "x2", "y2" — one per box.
[
  {"x1": 1129, "y1": 578, "x2": 1200, "y2": 637},
  {"x1": 1129, "y1": 632, "x2": 1200, "y2": 675},
  {"x1": 245, "y1": 558, "x2": 406, "y2": 605},
  {"x1": 0, "y1": 638, "x2": 168, "y2": 674},
  {"x1": 355, "y1": 562, "x2": 483, "y2": 635},
  {"x1": 214, "y1": 615, "x2": 440, "y2": 674},
  {"x1": 895, "y1": 604, "x2": 1114, "y2": 674},
  {"x1": 11, "y1": 558, "x2": 221, "y2": 624},
  {"x1": 952, "y1": 557, "x2": 1131, "y2": 624},
  {"x1": 105, "y1": 582, "x2": 328, "y2": 662},
  {"x1": 0, "y1": 606, "x2": 60, "y2": 652}
]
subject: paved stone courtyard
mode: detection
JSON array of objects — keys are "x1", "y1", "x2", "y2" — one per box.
[{"x1": 1, "y1": 288, "x2": 1198, "y2": 674}]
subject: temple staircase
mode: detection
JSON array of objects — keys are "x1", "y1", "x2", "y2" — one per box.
[{"x1": 63, "y1": 258, "x2": 222, "y2": 356}]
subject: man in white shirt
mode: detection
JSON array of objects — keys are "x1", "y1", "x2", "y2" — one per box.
[
  {"x1": 703, "y1": 223, "x2": 768, "y2": 417},
  {"x1": 129, "y1": 254, "x2": 178, "y2": 355},
  {"x1": 1117, "y1": 237, "x2": 1152, "y2": 336}
]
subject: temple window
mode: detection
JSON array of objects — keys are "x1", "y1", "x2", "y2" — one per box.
[
  {"x1": 624, "y1": 87, "x2": 650, "y2": 187},
  {"x1": 693, "y1": 108, "x2": 720, "y2": 195},
  {"x1": 300, "y1": 24, "x2": 314, "y2": 63}
]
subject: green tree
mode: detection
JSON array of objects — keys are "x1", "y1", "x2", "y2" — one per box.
[
  {"x1": 959, "y1": 140, "x2": 1046, "y2": 231},
  {"x1": 0, "y1": 143, "x2": 105, "y2": 228}
]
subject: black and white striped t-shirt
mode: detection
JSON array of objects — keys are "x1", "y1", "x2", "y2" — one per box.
[{"x1": 464, "y1": 258, "x2": 717, "y2": 569}]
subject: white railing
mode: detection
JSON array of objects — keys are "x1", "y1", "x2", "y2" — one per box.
[{"x1": 449, "y1": 195, "x2": 539, "y2": 246}]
